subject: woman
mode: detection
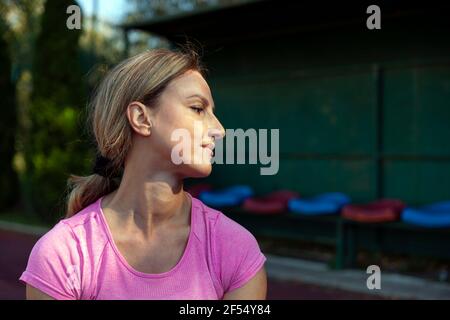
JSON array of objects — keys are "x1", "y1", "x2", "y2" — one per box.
[{"x1": 19, "y1": 48, "x2": 267, "y2": 300}]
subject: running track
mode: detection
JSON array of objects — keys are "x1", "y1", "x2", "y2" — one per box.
[{"x1": 0, "y1": 229, "x2": 382, "y2": 300}]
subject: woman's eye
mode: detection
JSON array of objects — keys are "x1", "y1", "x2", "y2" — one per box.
[{"x1": 190, "y1": 106, "x2": 204, "y2": 114}]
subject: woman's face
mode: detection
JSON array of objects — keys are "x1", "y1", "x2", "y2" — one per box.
[{"x1": 128, "y1": 69, "x2": 225, "y2": 179}]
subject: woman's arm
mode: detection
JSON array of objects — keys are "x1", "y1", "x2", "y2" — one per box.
[
  {"x1": 26, "y1": 284, "x2": 55, "y2": 300},
  {"x1": 222, "y1": 267, "x2": 267, "y2": 300}
]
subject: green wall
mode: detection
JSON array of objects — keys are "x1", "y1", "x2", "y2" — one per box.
[{"x1": 199, "y1": 16, "x2": 450, "y2": 205}]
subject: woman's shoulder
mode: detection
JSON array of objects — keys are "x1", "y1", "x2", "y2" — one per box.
[
  {"x1": 32, "y1": 197, "x2": 107, "y2": 260},
  {"x1": 33, "y1": 220, "x2": 77, "y2": 254},
  {"x1": 192, "y1": 196, "x2": 257, "y2": 244},
  {"x1": 19, "y1": 198, "x2": 108, "y2": 299},
  {"x1": 60, "y1": 197, "x2": 103, "y2": 230},
  {"x1": 192, "y1": 197, "x2": 267, "y2": 293}
]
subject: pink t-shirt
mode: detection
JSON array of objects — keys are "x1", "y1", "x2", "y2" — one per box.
[{"x1": 19, "y1": 194, "x2": 266, "y2": 300}]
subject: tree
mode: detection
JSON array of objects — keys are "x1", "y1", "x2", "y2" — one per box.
[
  {"x1": 1, "y1": 0, "x2": 44, "y2": 216},
  {"x1": 0, "y1": 12, "x2": 19, "y2": 211},
  {"x1": 28, "y1": 0, "x2": 93, "y2": 222},
  {"x1": 32, "y1": 0, "x2": 84, "y2": 105},
  {"x1": 126, "y1": 0, "x2": 222, "y2": 22}
]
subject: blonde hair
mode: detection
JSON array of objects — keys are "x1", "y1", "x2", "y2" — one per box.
[{"x1": 65, "y1": 47, "x2": 206, "y2": 217}]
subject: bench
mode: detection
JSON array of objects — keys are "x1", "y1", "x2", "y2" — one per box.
[{"x1": 224, "y1": 207, "x2": 450, "y2": 270}]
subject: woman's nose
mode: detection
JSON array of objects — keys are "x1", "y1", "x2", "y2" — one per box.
[
  {"x1": 208, "y1": 115, "x2": 226, "y2": 141},
  {"x1": 209, "y1": 128, "x2": 224, "y2": 141}
]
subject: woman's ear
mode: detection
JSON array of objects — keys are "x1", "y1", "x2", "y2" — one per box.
[{"x1": 127, "y1": 101, "x2": 153, "y2": 136}]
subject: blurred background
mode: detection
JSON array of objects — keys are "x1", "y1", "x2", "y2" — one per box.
[{"x1": 1, "y1": 0, "x2": 450, "y2": 299}]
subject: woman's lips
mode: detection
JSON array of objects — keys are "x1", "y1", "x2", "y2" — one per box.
[
  {"x1": 203, "y1": 147, "x2": 213, "y2": 157},
  {"x1": 201, "y1": 142, "x2": 215, "y2": 158},
  {"x1": 202, "y1": 143, "x2": 215, "y2": 158}
]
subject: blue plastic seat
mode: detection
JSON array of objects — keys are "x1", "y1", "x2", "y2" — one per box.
[
  {"x1": 199, "y1": 185, "x2": 254, "y2": 208},
  {"x1": 288, "y1": 192, "x2": 351, "y2": 215},
  {"x1": 401, "y1": 201, "x2": 450, "y2": 228}
]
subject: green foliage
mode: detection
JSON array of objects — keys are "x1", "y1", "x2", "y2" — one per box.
[
  {"x1": 32, "y1": 0, "x2": 84, "y2": 105},
  {"x1": 28, "y1": 0, "x2": 94, "y2": 222},
  {"x1": 28, "y1": 98, "x2": 94, "y2": 222},
  {"x1": 0, "y1": 17, "x2": 19, "y2": 211}
]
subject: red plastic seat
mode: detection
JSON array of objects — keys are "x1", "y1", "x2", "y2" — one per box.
[
  {"x1": 243, "y1": 190, "x2": 300, "y2": 214},
  {"x1": 342, "y1": 199, "x2": 405, "y2": 223}
]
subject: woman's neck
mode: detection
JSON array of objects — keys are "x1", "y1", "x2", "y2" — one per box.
[{"x1": 103, "y1": 169, "x2": 189, "y2": 238}]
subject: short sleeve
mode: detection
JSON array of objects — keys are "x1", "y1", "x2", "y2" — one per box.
[
  {"x1": 19, "y1": 221, "x2": 82, "y2": 300},
  {"x1": 213, "y1": 213, "x2": 267, "y2": 293}
]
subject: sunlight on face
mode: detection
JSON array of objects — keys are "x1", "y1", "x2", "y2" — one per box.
[{"x1": 150, "y1": 70, "x2": 225, "y2": 178}]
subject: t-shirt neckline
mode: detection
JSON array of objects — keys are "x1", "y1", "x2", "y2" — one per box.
[{"x1": 96, "y1": 192, "x2": 196, "y2": 279}]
